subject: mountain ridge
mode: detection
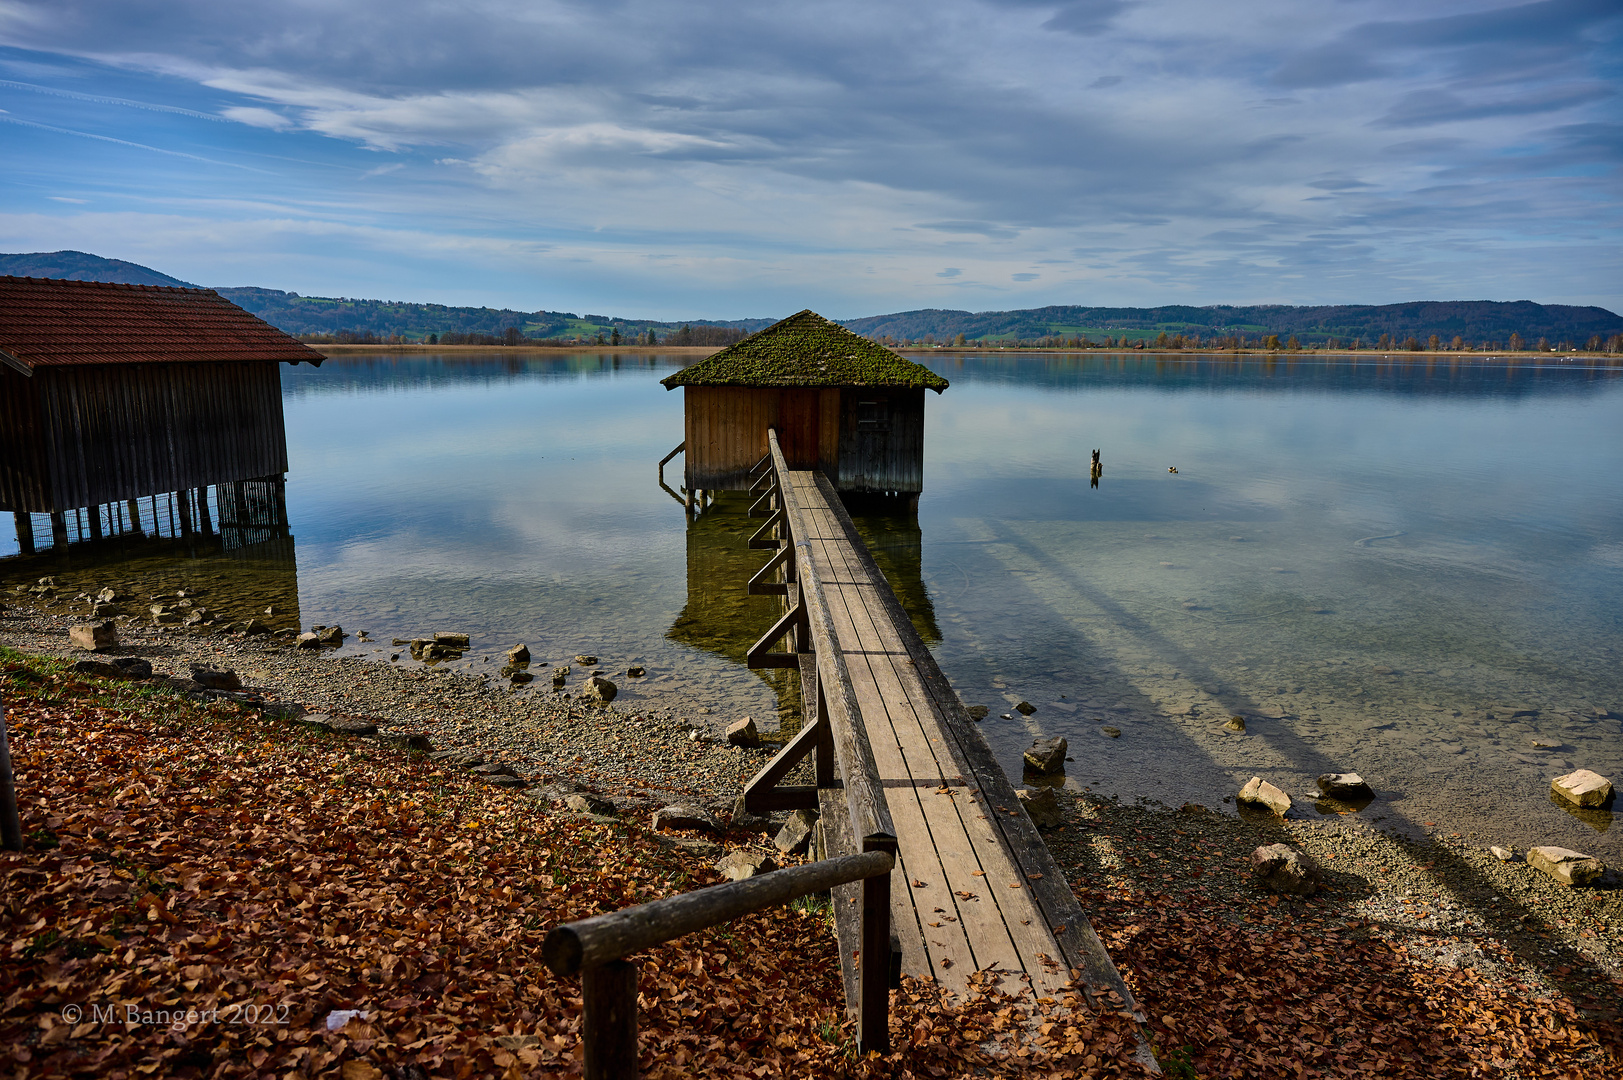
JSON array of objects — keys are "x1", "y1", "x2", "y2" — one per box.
[{"x1": 2, "y1": 250, "x2": 1618, "y2": 347}]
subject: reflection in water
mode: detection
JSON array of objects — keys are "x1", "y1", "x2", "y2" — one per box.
[
  {"x1": 665, "y1": 492, "x2": 802, "y2": 732},
  {"x1": 6, "y1": 350, "x2": 1614, "y2": 859},
  {"x1": 665, "y1": 490, "x2": 945, "y2": 733},
  {"x1": 1, "y1": 531, "x2": 301, "y2": 630}
]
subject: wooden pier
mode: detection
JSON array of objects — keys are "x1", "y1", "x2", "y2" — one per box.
[{"x1": 743, "y1": 431, "x2": 1149, "y2": 1042}]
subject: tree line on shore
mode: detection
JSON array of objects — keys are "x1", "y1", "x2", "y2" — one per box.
[
  {"x1": 299, "y1": 324, "x2": 751, "y2": 347},
  {"x1": 871, "y1": 330, "x2": 1623, "y2": 353}
]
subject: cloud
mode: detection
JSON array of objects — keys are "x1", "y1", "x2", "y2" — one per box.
[
  {"x1": 222, "y1": 105, "x2": 292, "y2": 130},
  {"x1": 937, "y1": 267, "x2": 963, "y2": 278},
  {"x1": 0, "y1": 0, "x2": 1616, "y2": 314},
  {"x1": 1375, "y1": 85, "x2": 1615, "y2": 128},
  {"x1": 1012, "y1": 272, "x2": 1039, "y2": 281}
]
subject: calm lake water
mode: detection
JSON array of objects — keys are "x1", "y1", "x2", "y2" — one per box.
[{"x1": 5, "y1": 350, "x2": 1621, "y2": 857}]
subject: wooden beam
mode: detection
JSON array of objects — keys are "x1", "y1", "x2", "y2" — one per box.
[
  {"x1": 543, "y1": 850, "x2": 894, "y2": 976},
  {"x1": 743, "y1": 713, "x2": 831, "y2": 812},
  {"x1": 582, "y1": 960, "x2": 638, "y2": 1080},
  {"x1": 747, "y1": 544, "x2": 792, "y2": 596},
  {"x1": 0, "y1": 696, "x2": 20, "y2": 851},
  {"x1": 746, "y1": 601, "x2": 805, "y2": 669},
  {"x1": 747, "y1": 506, "x2": 784, "y2": 549}
]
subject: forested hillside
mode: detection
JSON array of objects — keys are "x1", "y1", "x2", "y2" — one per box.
[
  {"x1": 4, "y1": 250, "x2": 1617, "y2": 349},
  {"x1": 843, "y1": 302, "x2": 1623, "y2": 349}
]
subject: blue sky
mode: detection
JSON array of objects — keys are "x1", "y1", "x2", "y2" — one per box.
[{"x1": 1, "y1": 0, "x2": 1619, "y2": 320}]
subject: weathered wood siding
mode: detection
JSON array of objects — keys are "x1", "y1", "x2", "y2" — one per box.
[
  {"x1": 683, "y1": 387, "x2": 842, "y2": 490},
  {"x1": 836, "y1": 387, "x2": 924, "y2": 494},
  {"x1": 0, "y1": 367, "x2": 49, "y2": 511},
  {"x1": 0, "y1": 361, "x2": 288, "y2": 513}
]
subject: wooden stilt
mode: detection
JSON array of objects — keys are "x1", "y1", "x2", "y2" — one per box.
[
  {"x1": 49, "y1": 512, "x2": 68, "y2": 550},
  {"x1": 127, "y1": 499, "x2": 142, "y2": 533},
  {"x1": 582, "y1": 960, "x2": 639, "y2": 1080},
  {"x1": 177, "y1": 490, "x2": 194, "y2": 535},
  {"x1": 13, "y1": 513, "x2": 34, "y2": 555},
  {"x1": 195, "y1": 487, "x2": 213, "y2": 534},
  {"x1": 87, "y1": 505, "x2": 103, "y2": 541}
]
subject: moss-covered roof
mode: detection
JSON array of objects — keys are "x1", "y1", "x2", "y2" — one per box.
[{"x1": 660, "y1": 310, "x2": 949, "y2": 392}]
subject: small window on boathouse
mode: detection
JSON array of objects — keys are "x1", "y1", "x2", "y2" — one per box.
[{"x1": 857, "y1": 400, "x2": 889, "y2": 431}]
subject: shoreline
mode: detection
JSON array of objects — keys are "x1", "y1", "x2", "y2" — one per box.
[
  {"x1": 3, "y1": 601, "x2": 1621, "y2": 1072},
  {"x1": 307, "y1": 342, "x2": 1623, "y2": 362}
]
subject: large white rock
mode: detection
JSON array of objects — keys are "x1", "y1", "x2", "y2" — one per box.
[
  {"x1": 1526, "y1": 846, "x2": 1605, "y2": 887},
  {"x1": 1550, "y1": 769, "x2": 1612, "y2": 808},
  {"x1": 1238, "y1": 776, "x2": 1291, "y2": 816}
]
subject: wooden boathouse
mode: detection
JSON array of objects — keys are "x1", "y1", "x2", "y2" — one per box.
[
  {"x1": 0, "y1": 276, "x2": 322, "y2": 552},
  {"x1": 661, "y1": 310, "x2": 947, "y2": 504}
]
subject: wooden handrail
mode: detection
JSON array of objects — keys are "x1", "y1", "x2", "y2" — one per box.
[
  {"x1": 542, "y1": 849, "x2": 894, "y2": 976},
  {"x1": 765, "y1": 428, "x2": 896, "y2": 846}
]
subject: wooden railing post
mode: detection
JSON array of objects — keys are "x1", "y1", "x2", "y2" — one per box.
[
  {"x1": 0, "y1": 696, "x2": 21, "y2": 852},
  {"x1": 583, "y1": 960, "x2": 639, "y2": 1080},
  {"x1": 860, "y1": 834, "x2": 897, "y2": 1055}
]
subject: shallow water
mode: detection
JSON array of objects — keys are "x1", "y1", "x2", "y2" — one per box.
[{"x1": 3, "y1": 351, "x2": 1619, "y2": 858}]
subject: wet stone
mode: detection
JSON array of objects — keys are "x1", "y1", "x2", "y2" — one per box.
[
  {"x1": 1550, "y1": 769, "x2": 1613, "y2": 809},
  {"x1": 1239, "y1": 776, "x2": 1292, "y2": 816},
  {"x1": 1023, "y1": 737, "x2": 1068, "y2": 775},
  {"x1": 1526, "y1": 846, "x2": 1605, "y2": 887}
]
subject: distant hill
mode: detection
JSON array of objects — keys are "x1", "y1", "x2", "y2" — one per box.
[
  {"x1": 0, "y1": 250, "x2": 196, "y2": 288},
  {"x1": 210, "y1": 286, "x2": 773, "y2": 343},
  {"x1": 3, "y1": 250, "x2": 1617, "y2": 348},
  {"x1": 844, "y1": 302, "x2": 1623, "y2": 348},
  {"x1": 0, "y1": 251, "x2": 770, "y2": 344}
]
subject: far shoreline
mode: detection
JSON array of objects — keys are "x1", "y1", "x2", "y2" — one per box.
[{"x1": 307, "y1": 342, "x2": 1623, "y2": 362}]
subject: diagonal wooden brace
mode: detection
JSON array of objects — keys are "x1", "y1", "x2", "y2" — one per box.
[
  {"x1": 748, "y1": 544, "x2": 793, "y2": 595},
  {"x1": 748, "y1": 507, "x2": 785, "y2": 549},
  {"x1": 746, "y1": 599, "x2": 806, "y2": 669},
  {"x1": 742, "y1": 714, "x2": 830, "y2": 812},
  {"x1": 748, "y1": 485, "x2": 778, "y2": 518}
]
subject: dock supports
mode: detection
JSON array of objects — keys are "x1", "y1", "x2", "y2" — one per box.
[
  {"x1": 13, "y1": 513, "x2": 33, "y2": 555},
  {"x1": 49, "y1": 512, "x2": 68, "y2": 551}
]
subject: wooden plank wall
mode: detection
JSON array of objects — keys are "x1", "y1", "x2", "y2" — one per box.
[
  {"x1": 0, "y1": 368, "x2": 48, "y2": 512},
  {"x1": 837, "y1": 387, "x2": 925, "y2": 494},
  {"x1": 683, "y1": 385, "x2": 888, "y2": 492},
  {"x1": 10, "y1": 362, "x2": 290, "y2": 513}
]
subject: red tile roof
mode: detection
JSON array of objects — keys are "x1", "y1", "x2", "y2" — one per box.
[{"x1": 0, "y1": 276, "x2": 323, "y2": 374}]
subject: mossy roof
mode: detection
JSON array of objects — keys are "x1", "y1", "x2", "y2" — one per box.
[{"x1": 660, "y1": 310, "x2": 948, "y2": 392}]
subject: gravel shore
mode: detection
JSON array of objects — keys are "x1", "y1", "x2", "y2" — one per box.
[{"x1": 4, "y1": 597, "x2": 1618, "y2": 1044}]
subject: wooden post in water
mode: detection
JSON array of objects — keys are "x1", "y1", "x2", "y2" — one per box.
[
  {"x1": 48, "y1": 512, "x2": 68, "y2": 550},
  {"x1": 176, "y1": 490, "x2": 194, "y2": 536},
  {"x1": 582, "y1": 960, "x2": 639, "y2": 1080},
  {"x1": 87, "y1": 505, "x2": 103, "y2": 541},
  {"x1": 127, "y1": 499, "x2": 142, "y2": 533},
  {"x1": 195, "y1": 487, "x2": 213, "y2": 535},
  {"x1": 13, "y1": 513, "x2": 34, "y2": 556}
]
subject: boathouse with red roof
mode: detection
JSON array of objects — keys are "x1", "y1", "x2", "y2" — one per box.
[{"x1": 0, "y1": 276, "x2": 322, "y2": 552}]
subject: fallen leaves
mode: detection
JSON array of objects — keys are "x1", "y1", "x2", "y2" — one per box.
[{"x1": 0, "y1": 651, "x2": 1153, "y2": 1078}]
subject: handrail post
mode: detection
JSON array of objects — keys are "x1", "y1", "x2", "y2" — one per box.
[
  {"x1": 859, "y1": 834, "x2": 897, "y2": 1054},
  {"x1": 583, "y1": 960, "x2": 639, "y2": 1080},
  {"x1": 0, "y1": 695, "x2": 21, "y2": 851}
]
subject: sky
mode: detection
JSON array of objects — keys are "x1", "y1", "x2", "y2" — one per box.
[{"x1": 0, "y1": 0, "x2": 1619, "y2": 321}]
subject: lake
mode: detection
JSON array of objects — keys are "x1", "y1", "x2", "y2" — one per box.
[{"x1": 4, "y1": 349, "x2": 1620, "y2": 858}]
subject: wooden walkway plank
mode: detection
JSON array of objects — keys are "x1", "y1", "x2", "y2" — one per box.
[
  {"x1": 803, "y1": 471, "x2": 1143, "y2": 1006},
  {"x1": 787, "y1": 472, "x2": 1076, "y2": 997}
]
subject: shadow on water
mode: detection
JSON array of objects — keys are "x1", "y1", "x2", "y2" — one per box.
[
  {"x1": 0, "y1": 531, "x2": 301, "y2": 631},
  {"x1": 936, "y1": 516, "x2": 1620, "y2": 1029}
]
